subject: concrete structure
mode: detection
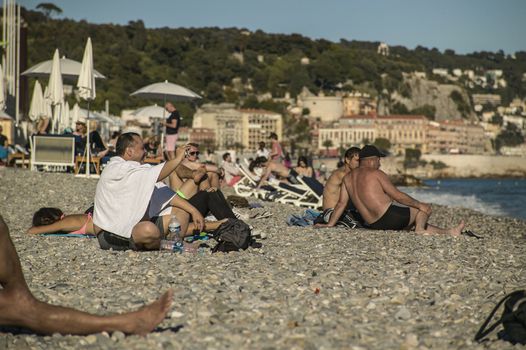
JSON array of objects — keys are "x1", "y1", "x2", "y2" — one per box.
[
  {"x1": 376, "y1": 115, "x2": 428, "y2": 155},
  {"x1": 298, "y1": 89, "x2": 343, "y2": 123},
  {"x1": 427, "y1": 120, "x2": 486, "y2": 154},
  {"x1": 377, "y1": 42, "x2": 389, "y2": 56}
]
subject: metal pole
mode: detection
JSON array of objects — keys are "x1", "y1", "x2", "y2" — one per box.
[
  {"x1": 2, "y1": 0, "x2": 6, "y2": 72},
  {"x1": 15, "y1": 4, "x2": 19, "y2": 125},
  {"x1": 8, "y1": 0, "x2": 13, "y2": 95},
  {"x1": 85, "y1": 100, "x2": 90, "y2": 177}
]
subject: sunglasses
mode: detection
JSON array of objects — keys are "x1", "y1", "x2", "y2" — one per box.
[{"x1": 188, "y1": 151, "x2": 200, "y2": 156}]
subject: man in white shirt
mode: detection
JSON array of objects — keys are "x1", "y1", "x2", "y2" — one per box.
[{"x1": 93, "y1": 133, "x2": 204, "y2": 251}]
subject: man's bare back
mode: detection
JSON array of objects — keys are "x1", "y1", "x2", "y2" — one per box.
[
  {"x1": 343, "y1": 167, "x2": 393, "y2": 224},
  {"x1": 323, "y1": 167, "x2": 348, "y2": 209}
]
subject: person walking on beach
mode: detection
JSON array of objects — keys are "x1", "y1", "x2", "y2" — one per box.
[
  {"x1": 93, "y1": 132, "x2": 204, "y2": 251},
  {"x1": 163, "y1": 102, "x2": 180, "y2": 160},
  {"x1": 317, "y1": 145, "x2": 465, "y2": 235},
  {"x1": 0, "y1": 214, "x2": 173, "y2": 335},
  {"x1": 269, "y1": 132, "x2": 283, "y2": 163}
]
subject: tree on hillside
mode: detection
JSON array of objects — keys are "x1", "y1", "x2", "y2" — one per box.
[
  {"x1": 36, "y1": 3, "x2": 62, "y2": 18},
  {"x1": 495, "y1": 123, "x2": 525, "y2": 150}
]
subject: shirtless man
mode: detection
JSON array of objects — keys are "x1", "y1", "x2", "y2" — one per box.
[
  {"x1": 323, "y1": 147, "x2": 360, "y2": 210},
  {"x1": 0, "y1": 215, "x2": 172, "y2": 335},
  {"x1": 315, "y1": 147, "x2": 361, "y2": 227},
  {"x1": 319, "y1": 145, "x2": 464, "y2": 235}
]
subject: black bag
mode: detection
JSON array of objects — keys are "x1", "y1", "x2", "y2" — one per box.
[
  {"x1": 475, "y1": 289, "x2": 526, "y2": 345},
  {"x1": 211, "y1": 218, "x2": 252, "y2": 253}
]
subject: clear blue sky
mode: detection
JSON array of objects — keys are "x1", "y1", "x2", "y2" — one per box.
[{"x1": 19, "y1": 0, "x2": 526, "y2": 54}]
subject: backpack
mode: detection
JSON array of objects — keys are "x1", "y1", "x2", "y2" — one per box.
[
  {"x1": 475, "y1": 289, "x2": 526, "y2": 345},
  {"x1": 211, "y1": 218, "x2": 252, "y2": 253}
]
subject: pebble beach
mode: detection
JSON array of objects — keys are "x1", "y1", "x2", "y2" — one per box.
[{"x1": 0, "y1": 168, "x2": 525, "y2": 349}]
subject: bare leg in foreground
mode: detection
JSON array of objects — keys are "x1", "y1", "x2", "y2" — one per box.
[
  {"x1": 408, "y1": 207, "x2": 465, "y2": 236},
  {"x1": 0, "y1": 215, "x2": 173, "y2": 335}
]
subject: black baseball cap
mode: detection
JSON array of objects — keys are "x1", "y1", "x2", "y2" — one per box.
[{"x1": 359, "y1": 145, "x2": 386, "y2": 159}]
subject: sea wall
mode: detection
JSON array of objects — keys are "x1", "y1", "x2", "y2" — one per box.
[{"x1": 419, "y1": 155, "x2": 526, "y2": 178}]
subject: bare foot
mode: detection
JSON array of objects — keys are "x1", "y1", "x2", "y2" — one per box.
[
  {"x1": 126, "y1": 289, "x2": 173, "y2": 335},
  {"x1": 192, "y1": 167, "x2": 207, "y2": 184},
  {"x1": 449, "y1": 220, "x2": 465, "y2": 236}
]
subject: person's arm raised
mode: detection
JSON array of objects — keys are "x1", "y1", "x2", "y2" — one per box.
[
  {"x1": 157, "y1": 146, "x2": 187, "y2": 182},
  {"x1": 377, "y1": 171, "x2": 431, "y2": 215}
]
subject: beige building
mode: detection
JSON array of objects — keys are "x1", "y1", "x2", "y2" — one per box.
[
  {"x1": 427, "y1": 120, "x2": 486, "y2": 154},
  {"x1": 240, "y1": 109, "x2": 282, "y2": 152},
  {"x1": 318, "y1": 125, "x2": 375, "y2": 151},
  {"x1": 472, "y1": 94, "x2": 502, "y2": 106},
  {"x1": 375, "y1": 115, "x2": 428, "y2": 155},
  {"x1": 192, "y1": 104, "x2": 282, "y2": 150},
  {"x1": 317, "y1": 115, "x2": 376, "y2": 151},
  {"x1": 342, "y1": 93, "x2": 376, "y2": 116}
]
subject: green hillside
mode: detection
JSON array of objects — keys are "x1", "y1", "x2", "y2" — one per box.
[{"x1": 22, "y1": 8, "x2": 526, "y2": 119}]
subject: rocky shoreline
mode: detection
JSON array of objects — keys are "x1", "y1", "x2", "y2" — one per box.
[{"x1": 0, "y1": 168, "x2": 525, "y2": 349}]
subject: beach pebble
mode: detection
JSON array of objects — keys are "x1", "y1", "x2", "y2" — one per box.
[{"x1": 0, "y1": 169, "x2": 524, "y2": 349}]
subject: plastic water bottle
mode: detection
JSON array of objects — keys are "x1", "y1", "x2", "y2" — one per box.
[
  {"x1": 167, "y1": 215, "x2": 183, "y2": 252},
  {"x1": 159, "y1": 239, "x2": 178, "y2": 252}
]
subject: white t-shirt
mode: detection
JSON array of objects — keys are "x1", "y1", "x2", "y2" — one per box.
[
  {"x1": 256, "y1": 148, "x2": 270, "y2": 159},
  {"x1": 93, "y1": 157, "x2": 165, "y2": 238},
  {"x1": 222, "y1": 161, "x2": 241, "y2": 183}
]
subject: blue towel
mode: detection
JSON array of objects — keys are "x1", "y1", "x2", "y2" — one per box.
[
  {"x1": 40, "y1": 233, "x2": 95, "y2": 238},
  {"x1": 286, "y1": 209, "x2": 322, "y2": 227}
]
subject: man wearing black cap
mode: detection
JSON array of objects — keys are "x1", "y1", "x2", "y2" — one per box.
[{"x1": 319, "y1": 145, "x2": 464, "y2": 235}]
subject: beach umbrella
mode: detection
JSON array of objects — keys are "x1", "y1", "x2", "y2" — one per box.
[
  {"x1": 131, "y1": 104, "x2": 166, "y2": 119},
  {"x1": 71, "y1": 102, "x2": 80, "y2": 126},
  {"x1": 76, "y1": 37, "x2": 96, "y2": 177},
  {"x1": 22, "y1": 56, "x2": 105, "y2": 81},
  {"x1": 29, "y1": 81, "x2": 45, "y2": 121},
  {"x1": 42, "y1": 86, "x2": 53, "y2": 119},
  {"x1": 130, "y1": 80, "x2": 201, "y2": 101},
  {"x1": 62, "y1": 101, "x2": 71, "y2": 130},
  {"x1": 45, "y1": 49, "x2": 64, "y2": 105},
  {"x1": 0, "y1": 64, "x2": 5, "y2": 111},
  {"x1": 130, "y1": 80, "x2": 201, "y2": 147},
  {"x1": 45, "y1": 49, "x2": 64, "y2": 133}
]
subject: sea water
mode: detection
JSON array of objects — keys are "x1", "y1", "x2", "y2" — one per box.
[{"x1": 400, "y1": 178, "x2": 526, "y2": 220}]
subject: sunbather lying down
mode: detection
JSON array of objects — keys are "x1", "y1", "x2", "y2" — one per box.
[
  {"x1": 27, "y1": 207, "x2": 227, "y2": 237},
  {"x1": 0, "y1": 214, "x2": 172, "y2": 335},
  {"x1": 252, "y1": 157, "x2": 301, "y2": 188}
]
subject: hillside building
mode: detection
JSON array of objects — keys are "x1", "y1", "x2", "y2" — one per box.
[
  {"x1": 192, "y1": 104, "x2": 282, "y2": 151},
  {"x1": 375, "y1": 115, "x2": 428, "y2": 155},
  {"x1": 427, "y1": 120, "x2": 486, "y2": 154}
]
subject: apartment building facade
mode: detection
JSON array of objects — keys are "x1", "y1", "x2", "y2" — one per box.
[
  {"x1": 192, "y1": 104, "x2": 282, "y2": 151},
  {"x1": 427, "y1": 120, "x2": 486, "y2": 154},
  {"x1": 375, "y1": 115, "x2": 428, "y2": 155}
]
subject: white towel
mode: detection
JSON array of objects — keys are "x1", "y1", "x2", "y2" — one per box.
[{"x1": 93, "y1": 156, "x2": 164, "y2": 238}]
